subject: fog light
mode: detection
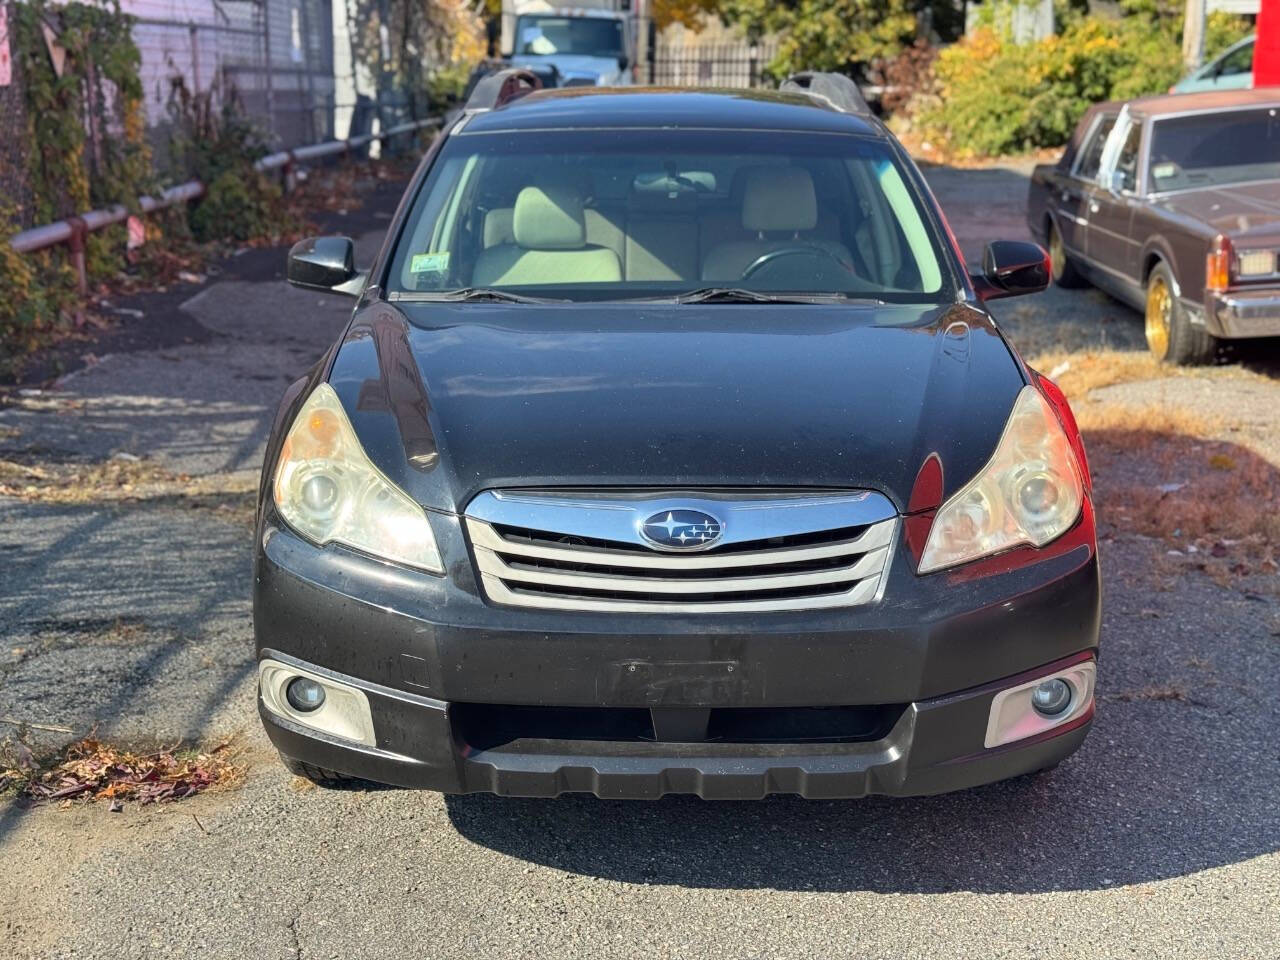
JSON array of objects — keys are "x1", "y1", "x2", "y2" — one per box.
[
  {"x1": 1031, "y1": 678, "x2": 1072, "y2": 717},
  {"x1": 984, "y1": 660, "x2": 1095, "y2": 749},
  {"x1": 285, "y1": 676, "x2": 326, "y2": 712},
  {"x1": 259, "y1": 660, "x2": 376, "y2": 746}
]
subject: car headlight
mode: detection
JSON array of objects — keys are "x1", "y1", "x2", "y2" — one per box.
[
  {"x1": 919, "y1": 385, "x2": 1084, "y2": 574},
  {"x1": 273, "y1": 383, "x2": 443, "y2": 573}
]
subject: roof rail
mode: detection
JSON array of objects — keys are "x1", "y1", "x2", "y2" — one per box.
[
  {"x1": 465, "y1": 67, "x2": 543, "y2": 112},
  {"x1": 781, "y1": 72, "x2": 872, "y2": 116}
]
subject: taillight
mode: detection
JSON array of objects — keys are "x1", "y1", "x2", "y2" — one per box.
[{"x1": 1206, "y1": 235, "x2": 1232, "y2": 293}]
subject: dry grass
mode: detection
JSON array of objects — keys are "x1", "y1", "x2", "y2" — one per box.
[
  {"x1": 1080, "y1": 400, "x2": 1280, "y2": 582},
  {"x1": 1030, "y1": 349, "x2": 1182, "y2": 401},
  {"x1": 0, "y1": 455, "x2": 255, "y2": 505},
  {"x1": 291, "y1": 163, "x2": 367, "y2": 216},
  {"x1": 1027, "y1": 347, "x2": 1280, "y2": 584},
  {"x1": 1073, "y1": 401, "x2": 1220, "y2": 443},
  {"x1": 1030, "y1": 347, "x2": 1275, "y2": 404},
  {"x1": 290, "y1": 155, "x2": 422, "y2": 217}
]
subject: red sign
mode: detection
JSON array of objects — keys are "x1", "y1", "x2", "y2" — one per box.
[
  {"x1": 126, "y1": 215, "x2": 146, "y2": 250},
  {"x1": 0, "y1": 6, "x2": 11, "y2": 88},
  {"x1": 1258, "y1": 0, "x2": 1280, "y2": 88}
]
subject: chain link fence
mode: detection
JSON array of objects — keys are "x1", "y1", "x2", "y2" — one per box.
[
  {"x1": 133, "y1": 0, "x2": 337, "y2": 154},
  {"x1": 0, "y1": 0, "x2": 433, "y2": 231},
  {"x1": 133, "y1": 0, "x2": 439, "y2": 165}
]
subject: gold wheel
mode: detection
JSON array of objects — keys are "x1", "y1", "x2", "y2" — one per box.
[
  {"x1": 1145, "y1": 273, "x2": 1172, "y2": 360},
  {"x1": 1049, "y1": 225, "x2": 1066, "y2": 283}
]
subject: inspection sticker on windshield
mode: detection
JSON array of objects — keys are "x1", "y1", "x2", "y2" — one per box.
[{"x1": 410, "y1": 252, "x2": 449, "y2": 275}]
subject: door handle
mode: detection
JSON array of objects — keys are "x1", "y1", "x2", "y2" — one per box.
[{"x1": 1088, "y1": 201, "x2": 1100, "y2": 214}]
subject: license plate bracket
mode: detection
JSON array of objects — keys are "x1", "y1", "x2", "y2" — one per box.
[{"x1": 600, "y1": 659, "x2": 762, "y2": 706}]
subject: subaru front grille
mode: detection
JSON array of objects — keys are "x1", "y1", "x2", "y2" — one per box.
[{"x1": 463, "y1": 490, "x2": 897, "y2": 613}]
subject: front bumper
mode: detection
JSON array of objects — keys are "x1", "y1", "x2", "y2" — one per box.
[
  {"x1": 260, "y1": 649, "x2": 1094, "y2": 798},
  {"x1": 1207, "y1": 288, "x2": 1280, "y2": 339},
  {"x1": 254, "y1": 505, "x2": 1101, "y2": 799}
]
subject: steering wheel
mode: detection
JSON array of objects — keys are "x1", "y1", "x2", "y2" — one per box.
[{"x1": 740, "y1": 245, "x2": 855, "y2": 283}]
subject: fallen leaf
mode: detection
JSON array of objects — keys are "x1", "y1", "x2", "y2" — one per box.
[{"x1": 1208, "y1": 454, "x2": 1236, "y2": 470}]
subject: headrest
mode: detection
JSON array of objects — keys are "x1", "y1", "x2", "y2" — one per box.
[
  {"x1": 513, "y1": 184, "x2": 586, "y2": 250},
  {"x1": 742, "y1": 167, "x2": 817, "y2": 233},
  {"x1": 483, "y1": 207, "x2": 515, "y2": 248},
  {"x1": 730, "y1": 164, "x2": 781, "y2": 203}
]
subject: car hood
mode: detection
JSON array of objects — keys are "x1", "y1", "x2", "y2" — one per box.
[
  {"x1": 326, "y1": 302, "x2": 1026, "y2": 514},
  {"x1": 1153, "y1": 181, "x2": 1280, "y2": 245}
]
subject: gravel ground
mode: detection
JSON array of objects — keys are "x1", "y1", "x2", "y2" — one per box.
[{"x1": 1, "y1": 159, "x2": 1278, "y2": 959}]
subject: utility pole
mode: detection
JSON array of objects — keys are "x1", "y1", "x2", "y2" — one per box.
[
  {"x1": 262, "y1": 0, "x2": 276, "y2": 142},
  {"x1": 376, "y1": 0, "x2": 391, "y2": 147},
  {"x1": 1182, "y1": 0, "x2": 1205, "y2": 71}
]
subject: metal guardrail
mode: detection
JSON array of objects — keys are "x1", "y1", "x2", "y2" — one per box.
[{"x1": 7, "y1": 117, "x2": 441, "y2": 294}]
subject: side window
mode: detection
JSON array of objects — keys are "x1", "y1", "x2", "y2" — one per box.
[
  {"x1": 1075, "y1": 115, "x2": 1117, "y2": 181},
  {"x1": 1218, "y1": 41, "x2": 1254, "y2": 77},
  {"x1": 1114, "y1": 125, "x2": 1142, "y2": 193}
]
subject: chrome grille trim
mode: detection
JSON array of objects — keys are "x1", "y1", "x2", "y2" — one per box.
[
  {"x1": 464, "y1": 490, "x2": 898, "y2": 614},
  {"x1": 467, "y1": 514, "x2": 895, "y2": 569}
]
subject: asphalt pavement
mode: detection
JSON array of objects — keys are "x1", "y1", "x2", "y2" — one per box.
[{"x1": 1, "y1": 159, "x2": 1277, "y2": 960}]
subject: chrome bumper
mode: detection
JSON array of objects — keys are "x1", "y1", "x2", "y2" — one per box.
[{"x1": 1208, "y1": 288, "x2": 1280, "y2": 338}]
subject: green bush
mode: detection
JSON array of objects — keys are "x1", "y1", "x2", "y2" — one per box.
[
  {"x1": 163, "y1": 81, "x2": 280, "y2": 244},
  {"x1": 4, "y1": 0, "x2": 150, "y2": 375},
  {"x1": 190, "y1": 169, "x2": 283, "y2": 244},
  {"x1": 919, "y1": 11, "x2": 1251, "y2": 157},
  {"x1": 0, "y1": 203, "x2": 76, "y2": 375}
]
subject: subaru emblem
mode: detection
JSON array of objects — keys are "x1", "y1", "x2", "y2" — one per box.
[{"x1": 640, "y1": 509, "x2": 724, "y2": 551}]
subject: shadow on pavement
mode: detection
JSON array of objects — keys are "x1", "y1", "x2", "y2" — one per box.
[
  {"x1": 446, "y1": 436, "x2": 1280, "y2": 895},
  {"x1": 446, "y1": 682, "x2": 1276, "y2": 896},
  {"x1": 0, "y1": 186, "x2": 407, "y2": 848}
]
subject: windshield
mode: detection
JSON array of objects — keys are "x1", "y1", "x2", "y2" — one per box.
[
  {"x1": 516, "y1": 16, "x2": 624, "y2": 58},
  {"x1": 1149, "y1": 107, "x2": 1280, "y2": 192},
  {"x1": 386, "y1": 129, "x2": 952, "y2": 303}
]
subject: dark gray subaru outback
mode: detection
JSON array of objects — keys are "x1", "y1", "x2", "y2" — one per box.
[{"x1": 255, "y1": 71, "x2": 1100, "y2": 799}]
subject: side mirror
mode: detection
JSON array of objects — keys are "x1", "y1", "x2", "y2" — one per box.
[
  {"x1": 617, "y1": 55, "x2": 630, "y2": 71},
  {"x1": 287, "y1": 236, "x2": 365, "y2": 297},
  {"x1": 972, "y1": 240, "x2": 1049, "y2": 301}
]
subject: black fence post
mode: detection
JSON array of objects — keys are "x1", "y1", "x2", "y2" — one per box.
[{"x1": 647, "y1": 19, "x2": 657, "y2": 84}]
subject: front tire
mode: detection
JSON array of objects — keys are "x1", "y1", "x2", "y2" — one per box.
[
  {"x1": 1145, "y1": 261, "x2": 1216, "y2": 365},
  {"x1": 279, "y1": 752, "x2": 366, "y2": 788},
  {"x1": 1048, "y1": 220, "x2": 1086, "y2": 288}
]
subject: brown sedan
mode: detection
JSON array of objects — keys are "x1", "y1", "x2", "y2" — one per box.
[{"x1": 1027, "y1": 89, "x2": 1280, "y2": 364}]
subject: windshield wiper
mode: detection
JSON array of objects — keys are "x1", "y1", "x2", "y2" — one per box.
[
  {"x1": 390, "y1": 288, "x2": 567, "y2": 304},
  {"x1": 666, "y1": 287, "x2": 884, "y2": 305}
]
